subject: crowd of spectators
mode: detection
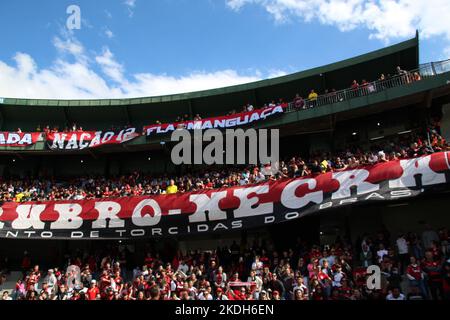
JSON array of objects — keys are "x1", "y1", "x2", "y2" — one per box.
[
  {"x1": 21, "y1": 123, "x2": 135, "y2": 135},
  {"x1": 293, "y1": 66, "x2": 423, "y2": 110},
  {"x1": 1, "y1": 62, "x2": 446, "y2": 301},
  {"x1": 1, "y1": 224, "x2": 449, "y2": 301},
  {"x1": 25, "y1": 100, "x2": 284, "y2": 134},
  {"x1": 1, "y1": 126, "x2": 448, "y2": 203}
]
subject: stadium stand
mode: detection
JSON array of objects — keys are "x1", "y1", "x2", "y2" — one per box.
[{"x1": 1, "y1": 35, "x2": 450, "y2": 301}]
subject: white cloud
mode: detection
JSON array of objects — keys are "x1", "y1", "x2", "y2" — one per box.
[
  {"x1": 0, "y1": 53, "x2": 116, "y2": 100},
  {"x1": 444, "y1": 46, "x2": 450, "y2": 59},
  {"x1": 0, "y1": 36, "x2": 278, "y2": 100},
  {"x1": 124, "y1": 0, "x2": 137, "y2": 8},
  {"x1": 53, "y1": 36, "x2": 84, "y2": 56},
  {"x1": 226, "y1": 0, "x2": 450, "y2": 44},
  {"x1": 124, "y1": 0, "x2": 137, "y2": 17},
  {"x1": 125, "y1": 70, "x2": 261, "y2": 98},
  {"x1": 95, "y1": 47, "x2": 125, "y2": 84},
  {"x1": 267, "y1": 69, "x2": 288, "y2": 78},
  {"x1": 53, "y1": 35, "x2": 89, "y2": 65},
  {"x1": 104, "y1": 28, "x2": 114, "y2": 39}
]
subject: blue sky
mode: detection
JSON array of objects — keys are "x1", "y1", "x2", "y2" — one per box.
[{"x1": 0, "y1": 0, "x2": 449, "y2": 99}]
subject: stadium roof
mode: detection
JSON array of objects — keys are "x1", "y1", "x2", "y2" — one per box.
[
  {"x1": 0, "y1": 34, "x2": 421, "y2": 132},
  {"x1": 1, "y1": 34, "x2": 419, "y2": 108}
]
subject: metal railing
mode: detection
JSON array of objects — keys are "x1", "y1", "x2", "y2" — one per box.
[{"x1": 285, "y1": 59, "x2": 450, "y2": 113}]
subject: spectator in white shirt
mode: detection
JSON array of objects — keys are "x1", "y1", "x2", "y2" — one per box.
[
  {"x1": 292, "y1": 277, "x2": 308, "y2": 300},
  {"x1": 45, "y1": 269, "x2": 57, "y2": 296},
  {"x1": 177, "y1": 260, "x2": 189, "y2": 274},
  {"x1": 73, "y1": 190, "x2": 85, "y2": 200},
  {"x1": 251, "y1": 256, "x2": 263, "y2": 276},
  {"x1": 377, "y1": 244, "x2": 388, "y2": 263},
  {"x1": 332, "y1": 265, "x2": 345, "y2": 287},
  {"x1": 386, "y1": 287, "x2": 406, "y2": 300},
  {"x1": 368, "y1": 153, "x2": 379, "y2": 164},
  {"x1": 360, "y1": 244, "x2": 373, "y2": 268},
  {"x1": 396, "y1": 234, "x2": 409, "y2": 273},
  {"x1": 239, "y1": 175, "x2": 249, "y2": 186},
  {"x1": 247, "y1": 270, "x2": 263, "y2": 293},
  {"x1": 2, "y1": 291, "x2": 12, "y2": 301},
  {"x1": 320, "y1": 250, "x2": 336, "y2": 267},
  {"x1": 396, "y1": 234, "x2": 409, "y2": 255},
  {"x1": 197, "y1": 286, "x2": 213, "y2": 300}
]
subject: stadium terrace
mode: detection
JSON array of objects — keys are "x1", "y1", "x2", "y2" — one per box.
[
  {"x1": 0, "y1": 151, "x2": 449, "y2": 241},
  {"x1": 1, "y1": 35, "x2": 450, "y2": 302},
  {"x1": 144, "y1": 106, "x2": 284, "y2": 136}
]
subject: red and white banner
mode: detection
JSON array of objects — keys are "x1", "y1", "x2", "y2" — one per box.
[
  {"x1": 229, "y1": 282, "x2": 257, "y2": 287},
  {"x1": 144, "y1": 105, "x2": 286, "y2": 136},
  {"x1": 0, "y1": 132, "x2": 42, "y2": 147},
  {"x1": 46, "y1": 128, "x2": 140, "y2": 150},
  {"x1": 0, "y1": 152, "x2": 449, "y2": 239}
]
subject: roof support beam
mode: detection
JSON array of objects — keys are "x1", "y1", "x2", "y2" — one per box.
[
  {"x1": 329, "y1": 114, "x2": 337, "y2": 150},
  {"x1": 0, "y1": 107, "x2": 4, "y2": 131},
  {"x1": 253, "y1": 89, "x2": 259, "y2": 107},
  {"x1": 329, "y1": 113, "x2": 337, "y2": 131},
  {"x1": 321, "y1": 73, "x2": 327, "y2": 93},
  {"x1": 63, "y1": 106, "x2": 72, "y2": 128},
  {"x1": 188, "y1": 100, "x2": 194, "y2": 119},
  {"x1": 124, "y1": 106, "x2": 131, "y2": 125},
  {"x1": 424, "y1": 90, "x2": 434, "y2": 109}
]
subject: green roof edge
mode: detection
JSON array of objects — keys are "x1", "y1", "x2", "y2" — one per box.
[{"x1": 0, "y1": 35, "x2": 419, "y2": 107}]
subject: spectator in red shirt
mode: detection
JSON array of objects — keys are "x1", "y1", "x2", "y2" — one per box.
[
  {"x1": 26, "y1": 265, "x2": 41, "y2": 291},
  {"x1": 318, "y1": 267, "x2": 332, "y2": 298},
  {"x1": 406, "y1": 256, "x2": 428, "y2": 299},
  {"x1": 422, "y1": 251, "x2": 444, "y2": 300},
  {"x1": 293, "y1": 94, "x2": 305, "y2": 109},
  {"x1": 99, "y1": 270, "x2": 111, "y2": 295},
  {"x1": 360, "y1": 79, "x2": 369, "y2": 95},
  {"x1": 102, "y1": 187, "x2": 112, "y2": 198},
  {"x1": 351, "y1": 80, "x2": 359, "y2": 90},
  {"x1": 114, "y1": 271, "x2": 124, "y2": 293},
  {"x1": 272, "y1": 290, "x2": 281, "y2": 300},
  {"x1": 87, "y1": 280, "x2": 100, "y2": 300}
]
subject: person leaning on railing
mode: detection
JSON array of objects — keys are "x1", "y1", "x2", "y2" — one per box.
[
  {"x1": 293, "y1": 93, "x2": 305, "y2": 109},
  {"x1": 413, "y1": 72, "x2": 422, "y2": 81},
  {"x1": 308, "y1": 90, "x2": 318, "y2": 108},
  {"x1": 396, "y1": 66, "x2": 411, "y2": 85},
  {"x1": 350, "y1": 80, "x2": 359, "y2": 98},
  {"x1": 166, "y1": 179, "x2": 178, "y2": 194}
]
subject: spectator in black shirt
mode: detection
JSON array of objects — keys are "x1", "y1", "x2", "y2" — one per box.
[
  {"x1": 310, "y1": 160, "x2": 322, "y2": 175},
  {"x1": 268, "y1": 274, "x2": 285, "y2": 298}
]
